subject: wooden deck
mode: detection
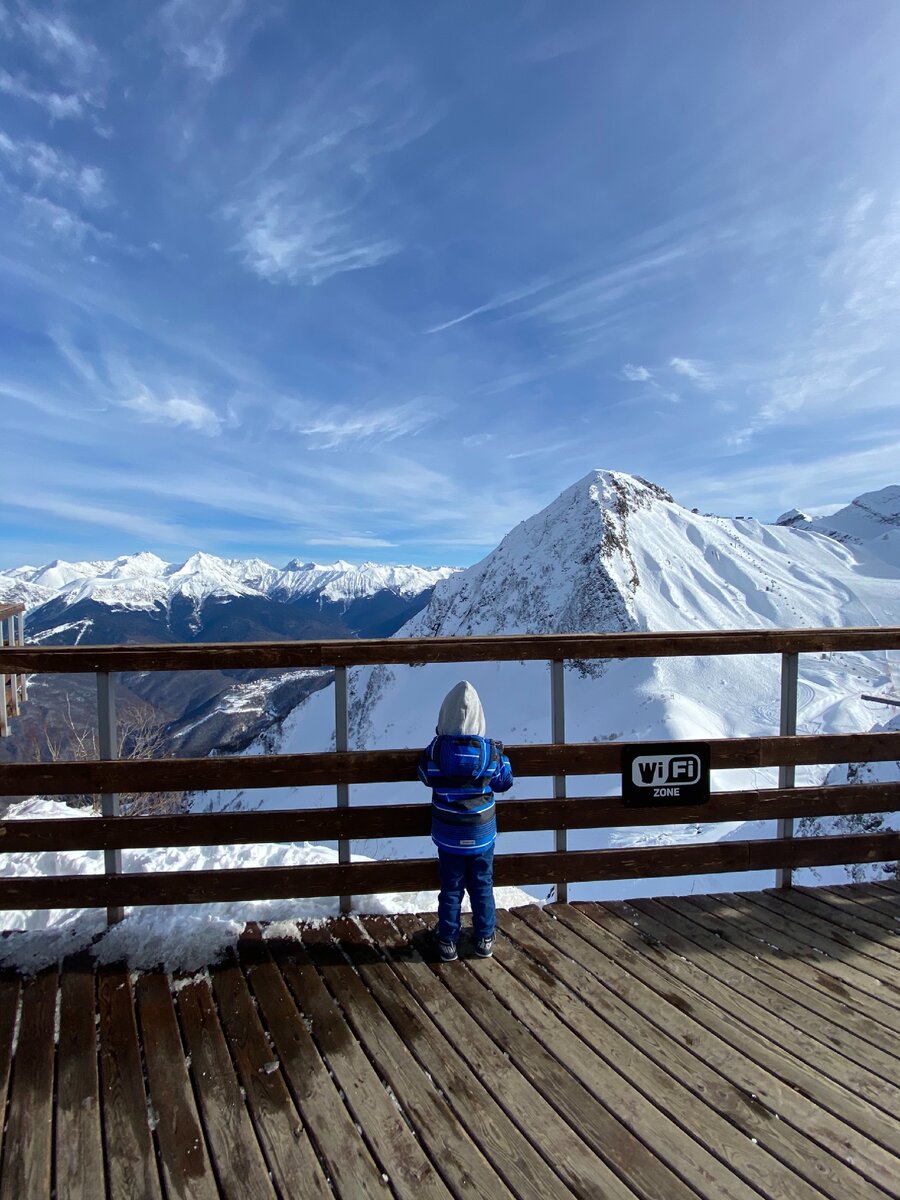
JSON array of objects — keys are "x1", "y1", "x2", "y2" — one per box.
[{"x1": 1, "y1": 883, "x2": 899, "y2": 1199}]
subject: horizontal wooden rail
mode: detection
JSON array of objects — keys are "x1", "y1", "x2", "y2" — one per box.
[
  {"x1": 1, "y1": 831, "x2": 896, "y2": 910},
  {"x1": 2, "y1": 730, "x2": 899, "y2": 798},
  {"x1": 0, "y1": 603, "x2": 24, "y2": 622},
  {"x1": 1, "y1": 782, "x2": 898, "y2": 854},
  {"x1": 2, "y1": 625, "x2": 900, "y2": 673}
]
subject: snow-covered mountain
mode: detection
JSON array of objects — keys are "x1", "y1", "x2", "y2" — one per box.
[
  {"x1": 404, "y1": 472, "x2": 899, "y2": 638},
  {"x1": 776, "y1": 484, "x2": 900, "y2": 564},
  {"x1": 224, "y1": 469, "x2": 900, "y2": 896},
  {"x1": 1, "y1": 552, "x2": 455, "y2": 623}
]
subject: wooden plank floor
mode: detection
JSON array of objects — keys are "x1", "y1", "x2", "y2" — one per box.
[{"x1": 1, "y1": 883, "x2": 899, "y2": 1199}]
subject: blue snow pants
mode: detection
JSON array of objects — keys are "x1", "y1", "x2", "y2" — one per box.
[{"x1": 437, "y1": 847, "x2": 496, "y2": 942}]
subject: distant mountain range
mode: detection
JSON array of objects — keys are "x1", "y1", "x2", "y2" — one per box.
[
  {"x1": 0, "y1": 556, "x2": 455, "y2": 766},
  {"x1": 1, "y1": 553, "x2": 455, "y2": 641}
]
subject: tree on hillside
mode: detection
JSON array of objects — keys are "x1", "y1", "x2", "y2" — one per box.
[{"x1": 21, "y1": 694, "x2": 187, "y2": 817}]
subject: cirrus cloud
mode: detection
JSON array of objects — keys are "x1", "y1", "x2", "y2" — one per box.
[
  {"x1": 621, "y1": 363, "x2": 652, "y2": 382},
  {"x1": 122, "y1": 388, "x2": 223, "y2": 435}
]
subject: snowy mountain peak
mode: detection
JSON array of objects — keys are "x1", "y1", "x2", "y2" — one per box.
[
  {"x1": 817, "y1": 485, "x2": 900, "y2": 541},
  {"x1": 582, "y1": 467, "x2": 674, "y2": 507},
  {"x1": 29, "y1": 558, "x2": 115, "y2": 590},
  {"x1": 771, "y1": 483, "x2": 900, "y2": 562},
  {"x1": 400, "y1": 467, "x2": 900, "y2": 644},
  {"x1": 166, "y1": 551, "x2": 227, "y2": 576},
  {"x1": 102, "y1": 552, "x2": 170, "y2": 578},
  {"x1": 775, "y1": 508, "x2": 813, "y2": 528},
  {"x1": 402, "y1": 468, "x2": 679, "y2": 640}
]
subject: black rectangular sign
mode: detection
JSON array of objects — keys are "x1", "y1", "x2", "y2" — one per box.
[{"x1": 621, "y1": 741, "x2": 710, "y2": 806}]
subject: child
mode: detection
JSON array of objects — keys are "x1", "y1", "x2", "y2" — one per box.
[{"x1": 417, "y1": 680, "x2": 513, "y2": 961}]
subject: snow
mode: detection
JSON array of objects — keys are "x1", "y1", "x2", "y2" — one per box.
[
  {"x1": 0, "y1": 797, "x2": 534, "y2": 974},
  {"x1": 27, "y1": 619, "x2": 94, "y2": 644},
  {"x1": 216, "y1": 668, "x2": 327, "y2": 716}
]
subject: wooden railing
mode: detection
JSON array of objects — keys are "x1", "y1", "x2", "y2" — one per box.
[
  {"x1": 1, "y1": 627, "x2": 899, "y2": 924},
  {"x1": 0, "y1": 603, "x2": 26, "y2": 738}
]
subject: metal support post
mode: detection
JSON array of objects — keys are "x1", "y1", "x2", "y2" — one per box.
[
  {"x1": 97, "y1": 672, "x2": 124, "y2": 925},
  {"x1": 6, "y1": 617, "x2": 19, "y2": 717},
  {"x1": 0, "y1": 618, "x2": 8, "y2": 737},
  {"x1": 551, "y1": 660, "x2": 567, "y2": 904},
  {"x1": 775, "y1": 651, "x2": 799, "y2": 889},
  {"x1": 335, "y1": 666, "x2": 352, "y2": 914},
  {"x1": 17, "y1": 614, "x2": 27, "y2": 703}
]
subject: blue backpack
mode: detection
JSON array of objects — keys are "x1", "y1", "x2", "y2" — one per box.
[{"x1": 431, "y1": 734, "x2": 500, "y2": 786}]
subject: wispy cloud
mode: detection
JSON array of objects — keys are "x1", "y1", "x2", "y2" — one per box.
[
  {"x1": 670, "y1": 357, "x2": 716, "y2": 389},
  {"x1": 50, "y1": 339, "x2": 227, "y2": 436},
  {"x1": 425, "y1": 279, "x2": 553, "y2": 334},
  {"x1": 123, "y1": 388, "x2": 223, "y2": 435},
  {"x1": 157, "y1": 0, "x2": 253, "y2": 83},
  {"x1": 0, "y1": 68, "x2": 84, "y2": 118},
  {"x1": 18, "y1": 194, "x2": 107, "y2": 247},
  {"x1": 0, "y1": 3, "x2": 105, "y2": 126},
  {"x1": 0, "y1": 375, "x2": 94, "y2": 419},
  {"x1": 280, "y1": 400, "x2": 438, "y2": 449},
  {"x1": 224, "y1": 49, "x2": 437, "y2": 286},
  {"x1": 506, "y1": 439, "x2": 586, "y2": 461},
  {"x1": 307, "y1": 534, "x2": 397, "y2": 548},
  {"x1": 425, "y1": 234, "x2": 698, "y2": 343},
  {"x1": 670, "y1": 437, "x2": 900, "y2": 519},
  {"x1": 522, "y1": 237, "x2": 699, "y2": 332},
  {"x1": 15, "y1": 8, "x2": 99, "y2": 75},
  {"x1": 0, "y1": 131, "x2": 106, "y2": 203},
  {"x1": 723, "y1": 190, "x2": 900, "y2": 448},
  {"x1": 621, "y1": 363, "x2": 652, "y2": 382},
  {"x1": 6, "y1": 489, "x2": 193, "y2": 545},
  {"x1": 230, "y1": 187, "x2": 398, "y2": 285}
]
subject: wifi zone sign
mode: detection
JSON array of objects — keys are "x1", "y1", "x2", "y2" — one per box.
[{"x1": 621, "y1": 742, "x2": 710, "y2": 806}]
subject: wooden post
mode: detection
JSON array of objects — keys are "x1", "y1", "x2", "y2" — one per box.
[
  {"x1": 551, "y1": 660, "x2": 567, "y2": 903},
  {"x1": 97, "y1": 672, "x2": 124, "y2": 925},
  {"x1": 335, "y1": 666, "x2": 351, "y2": 914},
  {"x1": 776, "y1": 651, "x2": 799, "y2": 889}
]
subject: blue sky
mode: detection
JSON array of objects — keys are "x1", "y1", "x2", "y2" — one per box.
[{"x1": 2, "y1": 0, "x2": 900, "y2": 569}]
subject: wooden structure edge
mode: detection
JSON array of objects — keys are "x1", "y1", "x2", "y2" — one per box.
[
  {"x1": 2, "y1": 730, "x2": 899, "y2": 797},
  {"x1": 2, "y1": 781, "x2": 898, "y2": 853},
  {"x1": 1, "y1": 831, "x2": 897, "y2": 910},
  {"x1": 2, "y1": 624, "x2": 900, "y2": 672}
]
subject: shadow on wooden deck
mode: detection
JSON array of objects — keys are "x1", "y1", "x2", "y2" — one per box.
[{"x1": 1, "y1": 882, "x2": 899, "y2": 1199}]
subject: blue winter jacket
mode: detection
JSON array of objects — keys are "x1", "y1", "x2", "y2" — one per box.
[{"x1": 417, "y1": 734, "x2": 513, "y2": 855}]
